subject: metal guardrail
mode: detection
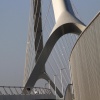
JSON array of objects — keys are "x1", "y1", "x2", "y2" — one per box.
[{"x1": 0, "y1": 86, "x2": 52, "y2": 95}]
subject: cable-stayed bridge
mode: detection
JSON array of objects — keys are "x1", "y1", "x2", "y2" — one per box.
[
  {"x1": 23, "y1": 0, "x2": 85, "y2": 99},
  {"x1": 0, "y1": 0, "x2": 100, "y2": 100}
]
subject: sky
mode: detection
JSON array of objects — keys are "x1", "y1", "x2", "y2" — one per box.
[
  {"x1": 0, "y1": 0, "x2": 30, "y2": 86},
  {"x1": 0, "y1": 0, "x2": 100, "y2": 87},
  {"x1": 73, "y1": 0, "x2": 100, "y2": 24}
]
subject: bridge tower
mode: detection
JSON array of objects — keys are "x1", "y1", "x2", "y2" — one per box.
[{"x1": 23, "y1": 0, "x2": 85, "y2": 98}]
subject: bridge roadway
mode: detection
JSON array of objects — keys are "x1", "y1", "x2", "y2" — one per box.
[
  {"x1": 0, "y1": 95, "x2": 55, "y2": 100},
  {"x1": 0, "y1": 86, "x2": 55, "y2": 100}
]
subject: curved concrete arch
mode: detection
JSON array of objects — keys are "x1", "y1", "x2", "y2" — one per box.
[{"x1": 24, "y1": 11, "x2": 86, "y2": 97}]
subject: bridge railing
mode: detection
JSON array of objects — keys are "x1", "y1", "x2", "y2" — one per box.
[{"x1": 0, "y1": 86, "x2": 52, "y2": 95}]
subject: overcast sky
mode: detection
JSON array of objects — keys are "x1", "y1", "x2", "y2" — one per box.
[
  {"x1": 0, "y1": 0, "x2": 100, "y2": 86},
  {"x1": 0, "y1": 0, "x2": 30, "y2": 86}
]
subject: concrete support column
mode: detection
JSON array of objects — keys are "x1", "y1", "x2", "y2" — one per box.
[{"x1": 52, "y1": 0, "x2": 67, "y2": 22}]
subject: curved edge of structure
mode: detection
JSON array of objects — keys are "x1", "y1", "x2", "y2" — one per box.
[
  {"x1": 69, "y1": 12, "x2": 100, "y2": 60},
  {"x1": 69, "y1": 12, "x2": 100, "y2": 100},
  {"x1": 23, "y1": 14, "x2": 86, "y2": 97},
  {"x1": 51, "y1": 11, "x2": 85, "y2": 34},
  {"x1": 64, "y1": 84, "x2": 73, "y2": 100}
]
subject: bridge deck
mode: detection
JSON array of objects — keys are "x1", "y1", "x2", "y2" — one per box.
[
  {"x1": 0, "y1": 95, "x2": 55, "y2": 100},
  {"x1": 0, "y1": 86, "x2": 55, "y2": 100}
]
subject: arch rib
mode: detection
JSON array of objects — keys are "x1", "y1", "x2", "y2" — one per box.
[{"x1": 23, "y1": 11, "x2": 86, "y2": 98}]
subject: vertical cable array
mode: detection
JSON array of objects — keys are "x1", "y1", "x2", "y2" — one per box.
[
  {"x1": 23, "y1": 0, "x2": 35, "y2": 86},
  {"x1": 41, "y1": 0, "x2": 79, "y2": 96}
]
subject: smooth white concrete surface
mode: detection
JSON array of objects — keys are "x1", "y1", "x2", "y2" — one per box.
[{"x1": 52, "y1": 0, "x2": 67, "y2": 22}]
